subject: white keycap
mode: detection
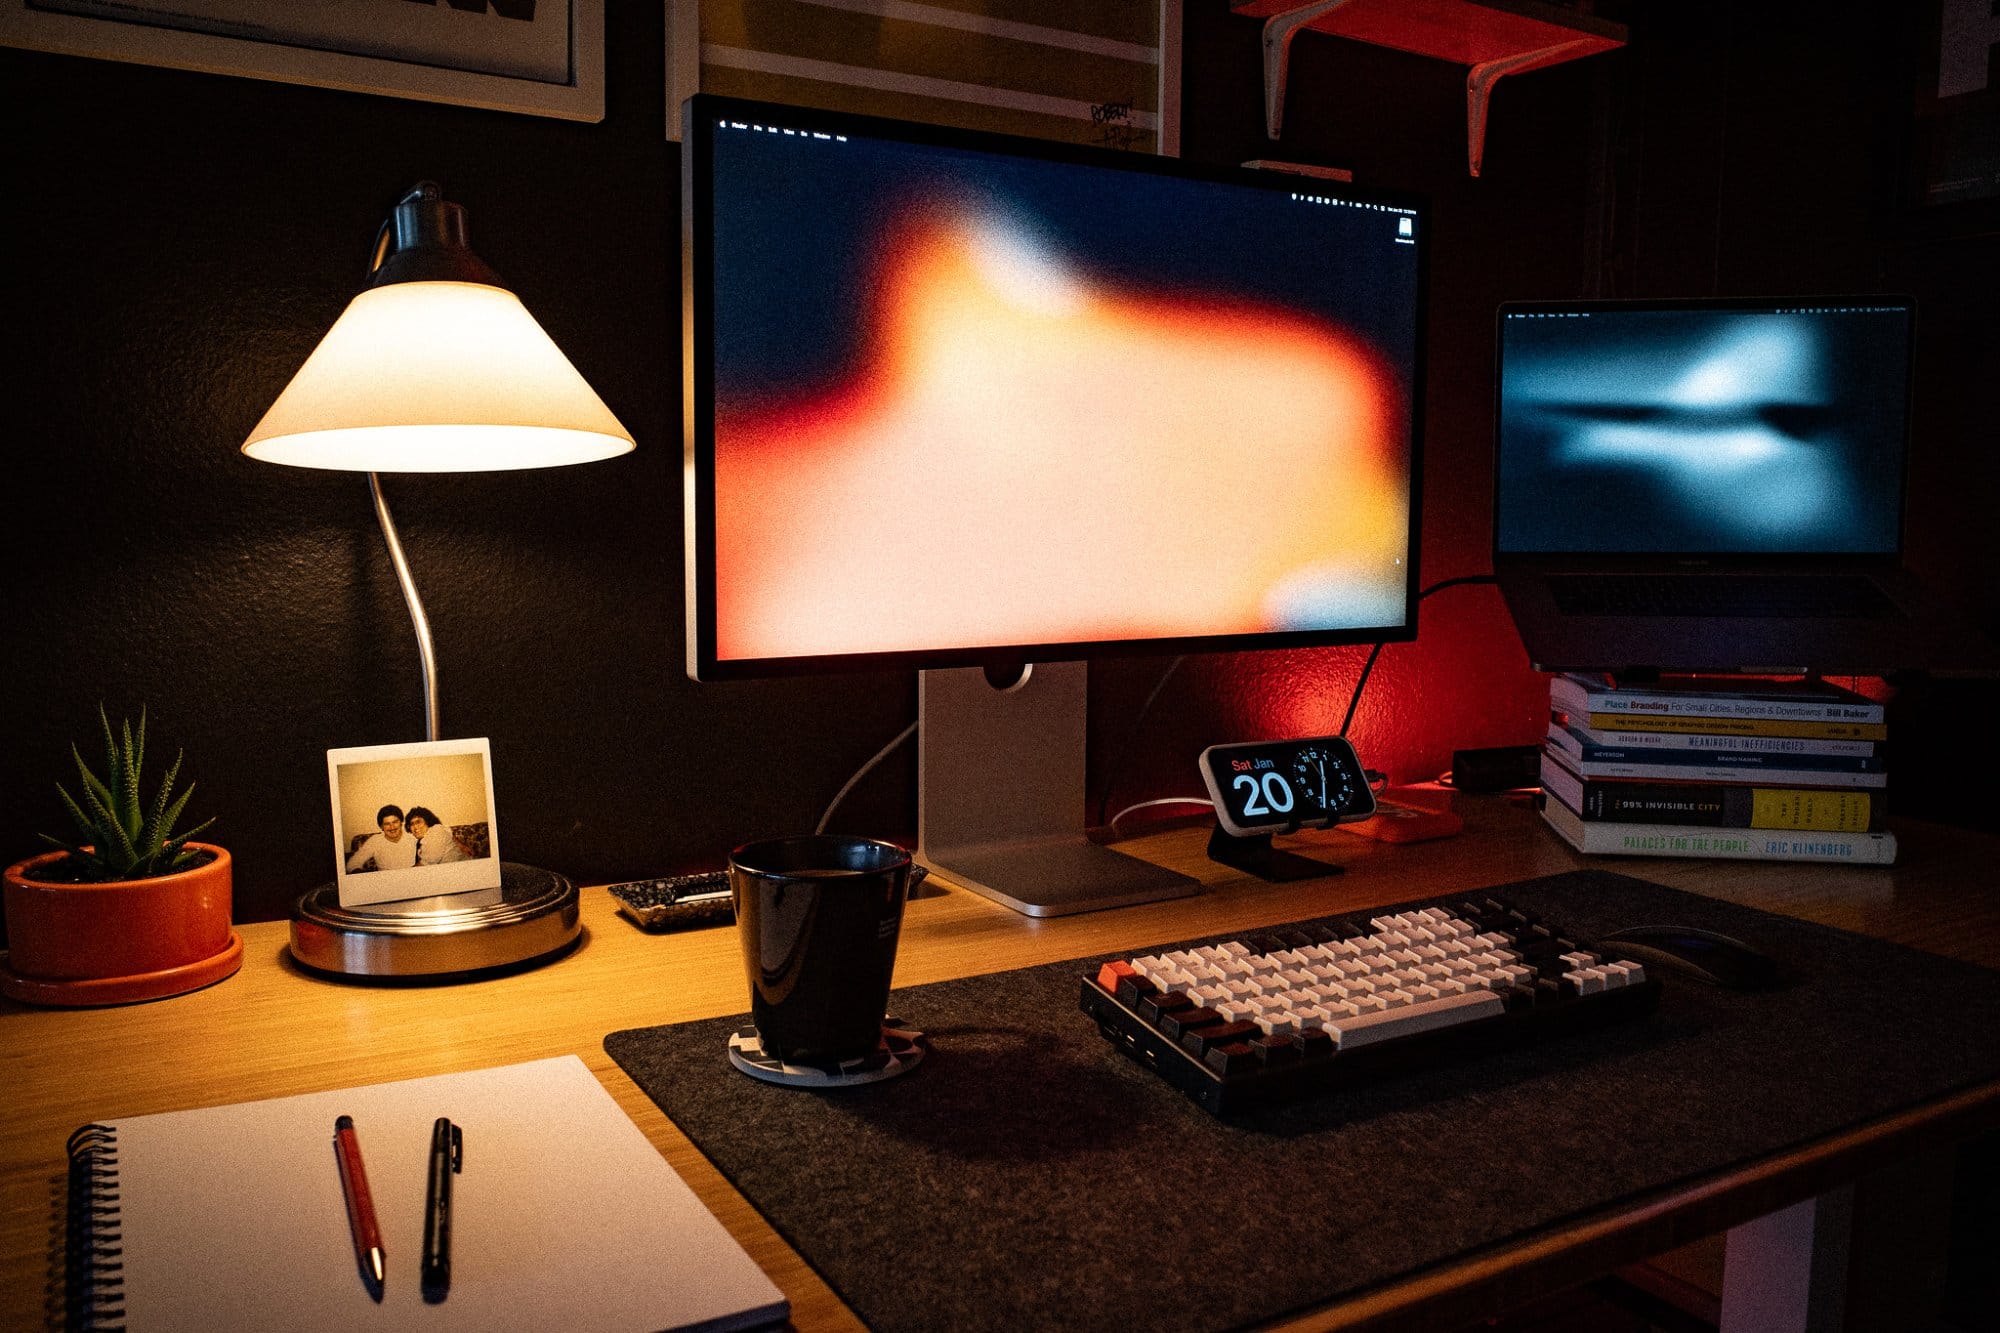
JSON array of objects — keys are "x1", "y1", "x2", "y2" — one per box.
[
  {"x1": 1216, "y1": 999, "x2": 1256, "y2": 1022},
  {"x1": 1326, "y1": 989, "x2": 1507, "y2": 1049},
  {"x1": 1568, "y1": 968, "x2": 1605, "y2": 995}
]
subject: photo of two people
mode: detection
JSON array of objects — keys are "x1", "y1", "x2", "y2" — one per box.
[
  {"x1": 327, "y1": 739, "x2": 501, "y2": 907},
  {"x1": 346, "y1": 803, "x2": 470, "y2": 872}
]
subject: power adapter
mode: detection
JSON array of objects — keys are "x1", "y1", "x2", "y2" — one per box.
[{"x1": 1448, "y1": 744, "x2": 1542, "y2": 793}]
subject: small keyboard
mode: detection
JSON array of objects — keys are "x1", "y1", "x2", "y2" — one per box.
[{"x1": 1081, "y1": 895, "x2": 1659, "y2": 1115}]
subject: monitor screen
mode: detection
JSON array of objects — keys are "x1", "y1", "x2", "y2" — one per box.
[
  {"x1": 684, "y1": 95, "x2": 1427, "y2": 679},
  {"x1": 1493, "y1": 298, "x2": 1912, "y2": 557}
]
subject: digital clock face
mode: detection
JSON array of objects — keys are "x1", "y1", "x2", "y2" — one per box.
[{"x1": 1199, "y1": 736, "x2": 1376, "y2": 837}]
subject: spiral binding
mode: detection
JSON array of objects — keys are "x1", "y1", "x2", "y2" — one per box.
[{"x1": 65, "y1": 1123, "x2": 125, "y2": 1331}]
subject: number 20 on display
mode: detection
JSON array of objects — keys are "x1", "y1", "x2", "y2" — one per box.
[{"x1": 1232, "y1": 765, "x2": 1295, "y2": 817}]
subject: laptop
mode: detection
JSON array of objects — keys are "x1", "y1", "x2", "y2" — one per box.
[{"x1": 1491, "y1": 295, "x2": 1998, "y2": 675}]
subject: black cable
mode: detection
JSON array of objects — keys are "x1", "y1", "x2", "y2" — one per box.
[{"x1": 1339, "y1": 575, "x2": 1498, "y2": 737}]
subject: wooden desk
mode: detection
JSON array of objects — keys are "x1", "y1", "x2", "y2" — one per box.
[{"x1": 5, "y1": 796, "x2": 1998, "y2": 1332}]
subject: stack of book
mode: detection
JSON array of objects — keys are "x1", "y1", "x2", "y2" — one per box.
[{"x1": 1539, "y1": 672, "x2": 1895, "y2": 865}]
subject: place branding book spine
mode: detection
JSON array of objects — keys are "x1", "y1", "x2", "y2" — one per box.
[
  {"x1": 1545, "y1": 724, "x2": 1886, "y2": 782},
  {"x1": 1539, "y1": 794, "x2": 1899, "y2": 865},
  {"x1": 1548, "y1": 715, "x2": 1878, "y2": 758},
  {"x1": 1539, "y1": 754, "x2": 1880, "y2": 830},
  {"x1": 1550, "y1": 672, "x2": 1885, "y2": 724}
]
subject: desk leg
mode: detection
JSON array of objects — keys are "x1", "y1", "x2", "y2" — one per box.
[
  {"x1": 1720, "y1": 1188, "x2": 1853, "y2": 1333},
  {"x1": 1720, "y1": 1152, "x2": 1953, "y2": 1333}
]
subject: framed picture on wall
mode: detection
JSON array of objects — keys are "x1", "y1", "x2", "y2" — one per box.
[
  {"x1": 667, "y1": 0, "x2": 1181, "y2": 154},
  {"x1": 0, "y1": 0, "x2": 605, "y2": 121},
  {"x1": 1903, "y1": 0, "x2": 2000, "y2": 240},
  {"x1": 327, "y1": 737, "x2": 503, "y2": 908}
]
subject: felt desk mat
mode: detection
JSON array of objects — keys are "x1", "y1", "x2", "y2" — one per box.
[{"x1": 604, "y1": 870, "x2": 2000, "y2": 1333}]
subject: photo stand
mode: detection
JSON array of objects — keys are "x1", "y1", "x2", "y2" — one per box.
[
  {"x1": 1205, "y1": 820, "x2": 1342, "y2": 882},
  {"x1": 290, "y1": 862, "x2": 580, "y2": 979}
]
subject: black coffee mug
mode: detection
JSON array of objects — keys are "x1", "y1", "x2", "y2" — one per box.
[{"x1": 729, "y1": 835, "x2": 913, "y2": 1065}]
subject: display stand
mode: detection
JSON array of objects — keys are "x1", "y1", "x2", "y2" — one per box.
[
  {"x1": 1204, "y1": 821, "x2": 1343, "y2": 882},
  {"x1": 917, "y1": 662, "x2": 1201, "y2": 917}
]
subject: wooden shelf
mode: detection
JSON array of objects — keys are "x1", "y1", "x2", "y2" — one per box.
[{"x1": 1233, "y1": 0, "x2": 1627, "y2": 174}]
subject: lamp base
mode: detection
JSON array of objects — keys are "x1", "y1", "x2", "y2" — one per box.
[{"x1": 289, "y1": 862, "x2": 580, "y2": 980}]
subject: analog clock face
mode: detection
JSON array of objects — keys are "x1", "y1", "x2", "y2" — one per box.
[{"x1": 1290, "y1": 744, "x2": 1364, "y2": 818}]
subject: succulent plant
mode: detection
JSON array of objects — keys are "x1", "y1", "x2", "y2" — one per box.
[{"x1": 37, "y1": 707, "x2": 217, "y2": 883}]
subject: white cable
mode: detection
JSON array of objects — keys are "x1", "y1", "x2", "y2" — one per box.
[
  {"x1": 1107, "y1": 796, "x2": 1215, "y2": 834},
  {"x1": 815, "y1": 720, "x2": 920, "y2": 834}
]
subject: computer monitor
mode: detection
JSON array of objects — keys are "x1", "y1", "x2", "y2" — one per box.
[{"x1": 683, "y1": 94, "x2": 1428, "y2": 914}]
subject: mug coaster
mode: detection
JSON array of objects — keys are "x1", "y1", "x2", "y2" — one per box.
[{"x1": 727, "y1": 1018, "x2": 927, "y2": 1088}]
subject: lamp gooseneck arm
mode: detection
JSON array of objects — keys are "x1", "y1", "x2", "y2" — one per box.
[{"x1": 367, "y1": 472, "x2": 440, "y2": 742}]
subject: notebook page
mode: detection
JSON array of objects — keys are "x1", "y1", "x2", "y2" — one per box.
[{"x1": 103, "y1": 1056, "x2": 786, "y2": 1331}]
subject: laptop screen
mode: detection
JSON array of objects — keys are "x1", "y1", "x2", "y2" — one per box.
[{"x1": 1494, "y1": 298, "x2": 1912, "y2": 556}]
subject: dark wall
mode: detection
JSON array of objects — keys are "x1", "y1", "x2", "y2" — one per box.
[{"x1": 5, "y1": 2, "x2": 1993, "y2": 927}]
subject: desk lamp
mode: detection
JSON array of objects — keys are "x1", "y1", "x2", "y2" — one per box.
[{"x1": 244, "y1": 181, "x2": 634, "y2": 978}]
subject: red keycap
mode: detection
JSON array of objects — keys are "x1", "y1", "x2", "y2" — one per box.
[{"x1": 1096, "y1": 961, "x2": 1137, "y2": 991}]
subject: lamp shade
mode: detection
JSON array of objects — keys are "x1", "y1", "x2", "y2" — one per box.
[{"x1": 242, "y1": 279, "x2": 634, "y2": 472}]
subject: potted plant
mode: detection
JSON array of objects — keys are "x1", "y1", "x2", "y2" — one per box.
[{"x1": 2, "y1": 708, "x2": 239, "y2": 1006}]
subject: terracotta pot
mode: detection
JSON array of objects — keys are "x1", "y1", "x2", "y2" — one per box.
[{"x1": 3, "y1": 844, "x2": 237, "y2": 1002}]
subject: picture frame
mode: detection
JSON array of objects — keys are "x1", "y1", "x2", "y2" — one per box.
[
  {"x1": 1901, "y1": 0, "x2": 2000, "y2": 243},
  {"x1": 327, "y1": 737, "x2": 503, "y2": 907},
  {"x1": 667, "y1": 0, "x2": 1181, "y2": 154},
  {"x1": 0, "y1": 0, "x2": 604, "y2": 122}
]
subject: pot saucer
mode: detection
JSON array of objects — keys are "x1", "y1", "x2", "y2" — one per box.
[{"x1": 0, "y1": 930, "x2": 244, "y2": 1007}]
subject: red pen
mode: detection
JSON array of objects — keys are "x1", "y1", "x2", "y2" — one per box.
[{"x1": 332, "y1": 1115, "x2": 385, "y2": 1296}]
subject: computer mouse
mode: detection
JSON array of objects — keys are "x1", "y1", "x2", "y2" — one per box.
[{"x1": 1594, "y1": 924, "x2": 1780, "y2": 990}]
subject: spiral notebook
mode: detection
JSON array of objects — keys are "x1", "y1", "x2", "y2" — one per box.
[{"x1": 64, "y1": 1056, "x2": 787, "y2": 1331}]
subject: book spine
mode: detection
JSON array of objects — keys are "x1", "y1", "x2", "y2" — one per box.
[
  {"x1": 1544, "y1": 752, "x2": 1888, "y2": 816},
  {"x1": 1570, "y1": 775, "x2": 1876, "y2": 831},
  {"x1": 1581, "y1": 711, "x2": 1888, "y2": 741},
  {"x1": 1551, "y1": 675, "x2": 1884, "y2": 723},
  {"x1": 1559, "y1": 761, "x2": 1886, "y2": 788},
  {"x1": 65, "y1": 1123, "x2": 125, "y2": 1330},
  {"x1": 1553, "y1": 718, "x2": 1878, "y2": 758},
  {"x1": 1546, "y1": 727, "x2": 1885, "y2": 774},
  {"x1": 1539, "y1": 799, "x2": 1899, "y2": 865}
]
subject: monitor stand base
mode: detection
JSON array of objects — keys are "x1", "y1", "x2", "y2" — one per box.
[{"x1": 917, "y1": 662, "x2": 1201, "y2": 918}]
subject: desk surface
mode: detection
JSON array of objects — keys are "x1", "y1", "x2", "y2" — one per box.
[{"x1": 6, "y1": 796, "x2": 1999, "y2": 1332}]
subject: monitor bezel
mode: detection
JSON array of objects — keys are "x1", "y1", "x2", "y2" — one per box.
[
  {"x1": 684, "y1": 93, "x2": 1430, "y2": 681},
  {"x1": 1490, "y1": 293, "x2": 1917, "y2": 565}
]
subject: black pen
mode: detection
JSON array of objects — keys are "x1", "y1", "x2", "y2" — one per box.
[{"x1": 421, "y1": 1117, "x2": 462, "y2": 1297}]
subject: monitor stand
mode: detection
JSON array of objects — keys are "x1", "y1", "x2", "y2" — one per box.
[{"x1": 917, "y1": 662, "x2": 1202, "y2": 917}]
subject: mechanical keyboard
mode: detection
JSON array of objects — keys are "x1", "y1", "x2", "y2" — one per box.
[{"x1": 1080, "y1": 894, "x2": 1659, "y2": 1115}]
